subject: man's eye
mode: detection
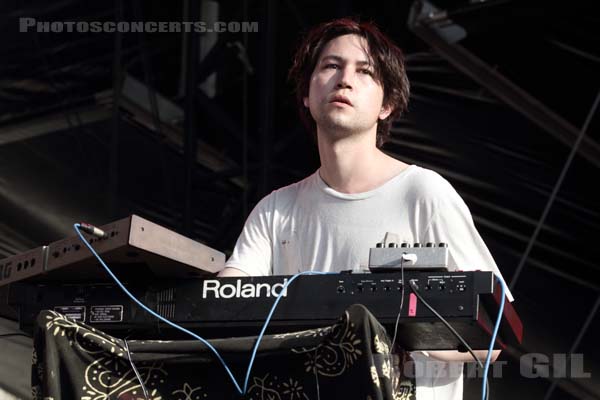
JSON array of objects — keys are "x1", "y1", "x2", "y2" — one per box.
[
  {"x1": 324, "y1": 64, "x2": 339, "y2": 69},
  {"x1": 360, "y1": 68, "x2": 373, "y2": 75}
]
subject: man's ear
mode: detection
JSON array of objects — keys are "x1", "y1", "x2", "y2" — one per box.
[
  {"x1": 303, "y1": 96, "x2": 309, "y2": 108},
  {"x1": 379, "y1": 103, "x2": 393, "y2": 120}
]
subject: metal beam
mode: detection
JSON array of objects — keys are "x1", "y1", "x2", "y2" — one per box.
[
  {"x1": 0, "y1": 107, "x2": 111, "y2": 145},
  {"x1": 257, "y1": 0, "x2": 277, "y2": 198},
  {"x1": 109, "y1": 0, "x2": 124, "y2": 218},
  {"x1": 408, "y1": 0, "x2": 600, "y2": 169},
  {"x1": 543, "y1": 294, "x2": 600, "y2": 399},
  {"x1": 183, "y1": 0, "x2": 200, "y2": 235},
  {"x1": 0, "y1": 90, "x2": 246, "y2": 190}
]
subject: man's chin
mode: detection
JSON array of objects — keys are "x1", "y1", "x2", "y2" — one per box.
[
  {"x1": 319, "y1": 127, "x2": 368, "y2": 143},
  {"x1": 319, "y1": 116, "x2": 358, "y2": 132}
]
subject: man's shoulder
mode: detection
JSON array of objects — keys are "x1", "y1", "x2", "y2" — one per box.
[
  {"x1": 254, "y1": 171, "x2": 318, "y2": 210},
  {"x1": 273, "y1": 171, "x2": 318, "y2": 196},
  {"x1": 397, "y1": 165, "x2": 457, "y2": 196}
]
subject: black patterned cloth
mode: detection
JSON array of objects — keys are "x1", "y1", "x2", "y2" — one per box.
[{"x1": 32, "y1": 305, "x2": 416, "y2": 400}]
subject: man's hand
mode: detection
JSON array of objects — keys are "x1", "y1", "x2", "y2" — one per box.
[{"x1": 217, "y1": 267, "x2": 250, "y2": 277}]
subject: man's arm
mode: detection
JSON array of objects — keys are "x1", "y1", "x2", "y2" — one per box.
[
  {"x1": 217, "y1": 267, "x2": 250, "y2": 277},
  {"x1": 222, "y1": 194, "x2": 274, "y2": 277},
  {"x1": 426, "y1": 349, "x2": 501, "y2": 363}
]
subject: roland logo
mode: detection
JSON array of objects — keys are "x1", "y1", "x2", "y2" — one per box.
[{"x1": 202, "y1": 279, "x2": 289, "y2": 299}]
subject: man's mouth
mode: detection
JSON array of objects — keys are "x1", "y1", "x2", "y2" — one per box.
[{"x1": 329, "y1": 95, "x2": 352, "y2": 106}]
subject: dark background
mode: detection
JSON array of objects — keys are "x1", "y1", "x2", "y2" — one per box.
[{"x1": 0, "y1": 0, "x2": 599, "y2": 398}]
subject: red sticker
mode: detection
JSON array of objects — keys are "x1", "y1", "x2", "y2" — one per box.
[{"x1": 408, "y1": 293, "x2": 417, "y2": 316}]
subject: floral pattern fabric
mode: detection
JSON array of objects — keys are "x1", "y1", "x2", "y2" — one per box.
[{"x1": 32, "y1": 304, "x2": 416, "y2": 400}]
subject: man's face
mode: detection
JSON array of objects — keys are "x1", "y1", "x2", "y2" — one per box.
[{"x1": 303, "y1": 34, "x2": 391, "y2": 140}]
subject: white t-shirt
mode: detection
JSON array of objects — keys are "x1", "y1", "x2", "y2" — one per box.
[{"x1": 226, "y1": 164, "x2": 513, "y2": 398}]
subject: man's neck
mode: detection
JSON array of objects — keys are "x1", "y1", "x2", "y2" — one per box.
[{"x1": 317, "y1": 129, "x2": 408, "y2": 194}]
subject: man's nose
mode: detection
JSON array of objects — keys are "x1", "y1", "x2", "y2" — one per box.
[{"x1": 335, "y1": 66, "x2": 354, "y2": 89}]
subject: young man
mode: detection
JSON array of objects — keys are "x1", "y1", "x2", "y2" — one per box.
[{"x1": 219, "y1": 18, "x2": 512, "y2": 399}]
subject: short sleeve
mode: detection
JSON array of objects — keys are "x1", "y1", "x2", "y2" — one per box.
[
  {"x1": 421, "y1": 178, "x2": 514, "y2": 302},
  {"x1": 225, "y1": 195, "x2": 274, "y2": 276}
]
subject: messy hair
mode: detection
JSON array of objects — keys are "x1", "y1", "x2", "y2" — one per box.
[{"x1": 288, "y1": 18, "x2": 410, "y2": 147}]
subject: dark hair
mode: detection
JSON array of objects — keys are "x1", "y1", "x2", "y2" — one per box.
[{"x1": 288, "y1": 18, "x2": 410, "y2": 147}]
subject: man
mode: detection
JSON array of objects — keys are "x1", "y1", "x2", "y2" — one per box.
[{"x1": 219, "y1": 18, "x2": 512, "y2": 398}]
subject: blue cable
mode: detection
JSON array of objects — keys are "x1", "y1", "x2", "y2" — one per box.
[
  {"x1": 73, "y1": 223, "x2": 336, "y2": 395},
  {"x1": 74, "y1": 223, "x2": 244, "y2": 394},
  {"x1": 242, "y1": 270, "x2": 334, "y2": 393},
  {"x1": 481, "y1": 276, "x2": 506, "y2": 400}
]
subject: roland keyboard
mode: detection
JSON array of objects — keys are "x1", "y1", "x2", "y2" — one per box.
[{"x1": 10, "y1": 270, "x2": 522, "y2": 350}]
